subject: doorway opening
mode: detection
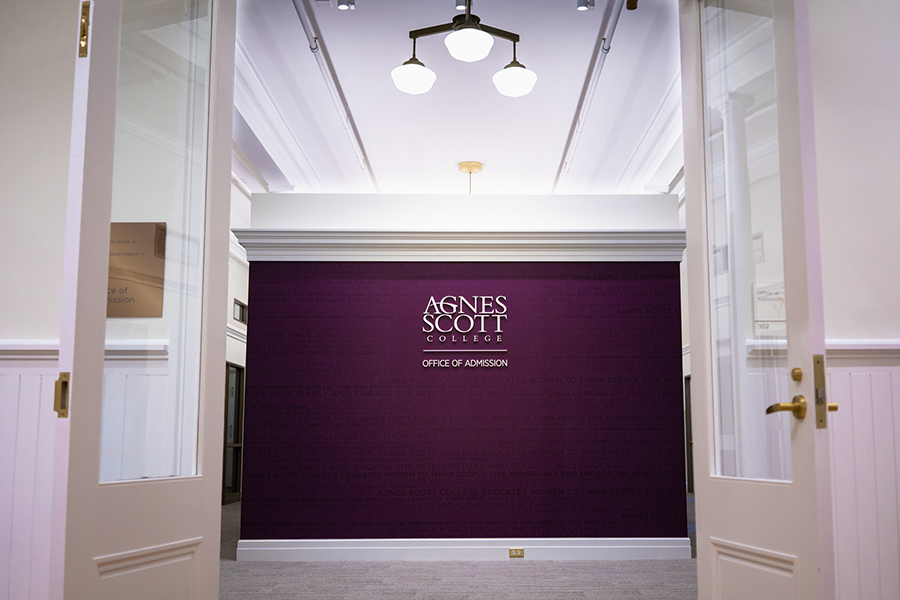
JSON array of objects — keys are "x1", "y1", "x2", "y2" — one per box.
[{"x1": 223, "y1": 363, "x2": 245, "y2": 504}]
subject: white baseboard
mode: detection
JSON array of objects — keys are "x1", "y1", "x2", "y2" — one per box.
[{"x1": 236, "y1": 537, "x2": 692, "y2": 561}]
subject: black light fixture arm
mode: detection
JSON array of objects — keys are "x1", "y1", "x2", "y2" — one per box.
[
  {"x1": 409, "y1": 21, "x2": 455, "y2": 40},
  {"x1": 478, "y1": 24, "x2": 519, "y2": 44},
  {"x1": 407, "y1": 0, "x2": 520, "y2": 44}
]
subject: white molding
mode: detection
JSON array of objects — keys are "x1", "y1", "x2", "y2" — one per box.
[
  {"x1": 0, "y1": 342, "x2": 59, "y2": 362},
  {"x1": 710, "y1": 537, "x2": 796, "y2": 573},
  {"x1": 231, "y1": 173, "x2": 253, "y2": 200},
  {"x1": 682, "y1": 340, "x2": 900, "y2": 362},
  {"x1": 103, "y1": 342, "x2": 170, "y2": 361},
  {"x1": 236, "y1": 537, "x2": 692, "y2": 562},
  {"x1": 823, "y1": 340, "x2": 900, "y2": 365},
  {"x1": 229, "y1": 231, "x2": 249, "y2": 266},
  {"x1": 615, "y1": 74, "x2": 684, "y2": 194},
  {"x1": 95, "y1": 537, "x2": 202, "y2": 574},
  {"x1": 233, "y1": 230, "x2": 688, "y2": 262},
  {"x1": 233, "y1": 36, "x2": 324, "y2": 193},
  {"x1": 226, "y1": 324, "x2": 247, "y2": 344},
  {"x1": 0, "y1": 341, "x2": 169, "y2": 362}
]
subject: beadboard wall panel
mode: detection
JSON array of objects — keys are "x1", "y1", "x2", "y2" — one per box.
[
  {"x1": 0, "y1": 371, "x2": 57, "y2": 600},
  {"x1": 828, "y1": 364, "x2": 900, "y2": 600}
]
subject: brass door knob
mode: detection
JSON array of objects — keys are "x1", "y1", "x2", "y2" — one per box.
[{"x1": 766, "y1": 394, "x2": 807, "y2": 419}]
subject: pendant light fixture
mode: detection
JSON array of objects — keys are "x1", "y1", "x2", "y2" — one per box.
[
  {"x1": 492, "y1": 44, "x2": 538, "y2": 97},
  {"x1": 444, "y1": 22, "x2": 494, "y2": 63},
  {"x1": 390, "y1": 39, "x2": 437, "y2": 95},
  {"x1": 393, "y1": 0, "x2": 536, "y2": 97}
]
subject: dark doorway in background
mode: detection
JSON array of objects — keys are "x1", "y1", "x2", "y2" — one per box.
[
  {"x1": 684, "y1": 375, "x2": 694, "y2": 494},
  {"x1": 223, "y1": 363, "x2": 245, "y2": 504}
]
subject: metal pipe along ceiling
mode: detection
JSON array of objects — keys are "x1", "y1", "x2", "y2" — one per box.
[
  {"x1": 290, "y1": 0, "x2": 379, "y2": 192},
  {"x1": 552, "y1": 0, "x2": 627, "y2": 193}
]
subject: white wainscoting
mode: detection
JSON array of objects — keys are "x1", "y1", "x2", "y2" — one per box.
[
  {"x1": 5, "y1": 341, "x2": 899, "y2": 575},
  {"x1": 236, "y1": 537, "x2": 692, "y2": 561},
  {"x1": 0, "y1": 341, "x2": 172, "y2": 600},
  {"x1": 99, "y1": 346, "x2": 171, "y2": 482},
  {"x1": 826, "y1": 346, "x2": 900, "y2": 600},
  {"x1": 0, "y1": 347, "x2": 57, "y2": 600}
]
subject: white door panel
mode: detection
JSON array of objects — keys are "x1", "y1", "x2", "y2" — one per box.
[
  {"x1": 54, "y1": 0, "x2": 234, "y2": 598},
  {"x1": 680, "y1": 0, "x2": 835, "y2": 597}
]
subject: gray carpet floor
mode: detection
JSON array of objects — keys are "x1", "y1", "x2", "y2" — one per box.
[{"x1": 219, "y1": 502, "x2": 698, "y2": 600}]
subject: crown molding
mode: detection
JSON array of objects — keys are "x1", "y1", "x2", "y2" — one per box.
[
  {"x1": 233, "y1": 36, "x2": 324, "y2": 193},
  {"x1": 233, "y1": 229, "x2": 687, "y2": 262},
  {"x1": 230, "y1": 231, "x2": 249, "y2": 266}
]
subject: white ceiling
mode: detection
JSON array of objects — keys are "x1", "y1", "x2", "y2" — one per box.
[{"x1": 232, "y1": 0, "x2": 684, "y2": 196}]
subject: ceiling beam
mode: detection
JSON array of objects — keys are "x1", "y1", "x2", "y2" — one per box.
[
  {"x1": 233, "y1": 37, "x2": 325, "y2": 192},
  {"x1": 290, "y1": 0, "x2": 379, "y2": 191},
  {"x1": 553, "y1": 0, "x2": 628, "y2": 193}
]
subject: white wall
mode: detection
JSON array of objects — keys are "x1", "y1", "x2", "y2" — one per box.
[
  {"x1": 226, "y1": 182, "x2": 250, "y2": 368},
  {"x1": 0, "y1": 0, "x2": 74, "y2": 342},
  {"x1": 249, "y1": 193, "x2": 681, "y2": 230},
  {"x1": 808, "y1": 3, "x2": 900, "y2": 598},
  {"x1": 0, "y1": 2, "x2": 73, "y2": 597},
  {"x1": 810, "y1": 0, "x2": 900, "y2": 341}
]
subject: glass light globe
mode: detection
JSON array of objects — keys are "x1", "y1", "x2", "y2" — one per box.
[
  {"x1": 444, "y1": 28, "x2": 494, "y2": 62},
  {"x1": 391, "y1": 60, "x2": 437, "y2": 95},
  {"x1": 492, "y1": 62, "x2": 538, "y2": 97}
]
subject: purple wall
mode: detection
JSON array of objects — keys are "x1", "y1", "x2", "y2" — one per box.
[{"x1": 242, "y1": 262, "x2": 686, "y2": 540}]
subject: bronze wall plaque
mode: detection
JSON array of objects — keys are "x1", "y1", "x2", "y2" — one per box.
[{"x1": 107, "y1": 222, "x2": 166, "y2": 318}]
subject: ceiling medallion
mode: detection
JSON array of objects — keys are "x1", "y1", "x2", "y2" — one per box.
[
  {"x1": 391, "y1": 0, "x2": 537, "y2": 97},
  {"x1": 458, "y1": 161, "x2": 483, "y2": 194}
]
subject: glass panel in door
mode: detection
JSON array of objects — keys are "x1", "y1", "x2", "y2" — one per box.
[
  {"x1": 99, "y1": 0, "x2": 213, "y2": 482},
  {"x1": 700, "y1": 0, "x2": 791, "y2": 480}
]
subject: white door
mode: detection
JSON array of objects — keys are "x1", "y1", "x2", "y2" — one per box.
[
  {"x1": 680, "y1": 0, "x2": 835, "y2": 598},
  {"x1": 53, "y1": 0, "x2": 234, "y2": 598}
]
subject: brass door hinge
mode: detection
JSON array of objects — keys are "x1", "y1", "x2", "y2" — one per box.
[
  {"x1": 79, "y1": 1, "x2": 90, "y2": 58},
  {"x1": 54, "y1": 372, "x2": 70, "y2": 418}
]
